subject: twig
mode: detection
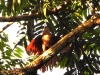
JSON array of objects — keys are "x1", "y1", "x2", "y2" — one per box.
[{"x1": 0, "y1": 22, "x2": 13, "y2": 33}]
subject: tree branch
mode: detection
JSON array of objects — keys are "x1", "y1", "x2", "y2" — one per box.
[
  {"x1": 0, "y1": 1, "x2": 71, "y2": 22},
  {"x1": 0, "y1": 22, "x2": 13, "y2": 33},
  {"x1": 0, "y1": 14, "x2": 100, "y2": 75}
]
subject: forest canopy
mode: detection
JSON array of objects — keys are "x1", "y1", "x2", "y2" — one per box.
[{"x1": 0, "y1": 0, "x2": 100, "y2": 75}]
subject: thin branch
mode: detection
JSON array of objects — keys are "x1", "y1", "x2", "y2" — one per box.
[
  {"x1": 0, "y1": 1, "x2": 71, "y2": 22},
  {"x1": 0, "y1": 22, "x2": 13, "y2": 33}
]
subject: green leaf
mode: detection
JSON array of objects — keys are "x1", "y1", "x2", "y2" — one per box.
[
  {"x1": 15, "y1": 47, "x2": 24, "y2": 54},
  {"x1": 58, "y1": 56, "x2": 68, "y2": 68},
  {"x1": 13, "y1": 47, "x2": 24, "y2": 58},
  {"x1": 14, "y1": 52, "x2": 22, "y2": 58},
  {"x1": 5, "y1": 49, "x2": 12, "y2": 56},
  {"x1": 7, "y1": 0, "x2": 13, "y2": 16},
  {"x1": 43, "y1": 4, "x2": 48, "y2": 17}
]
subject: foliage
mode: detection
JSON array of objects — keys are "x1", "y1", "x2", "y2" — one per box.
[
  {"x1": 0, "y1": 0, "x2": 100, "y2": 75},
  {"x1": 0, "y1": 32, "x2": 35, "y2": 70}
]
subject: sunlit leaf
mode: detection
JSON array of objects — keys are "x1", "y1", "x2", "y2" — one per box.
[
  {"x1": 43, "y1": 3, "x2": 48, "y2": 17},
  {"x1": 14, "y1": 52, "x2": 22, "y2": 58},
  {"x1": 15, "y1": 47, "x2": 24, "y2": 54}
]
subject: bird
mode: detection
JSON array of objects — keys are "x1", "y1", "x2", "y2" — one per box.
[{"x1": 26, "y1": 27, "x2": 61, "y2": 72}]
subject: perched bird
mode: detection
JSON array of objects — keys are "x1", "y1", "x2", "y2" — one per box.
[
  {"x1": 26, "y1": 27, "x2": 60, "y2": 72},
  {"x1": 26, "y1": 27, "x2": 60, "y2": 56}
]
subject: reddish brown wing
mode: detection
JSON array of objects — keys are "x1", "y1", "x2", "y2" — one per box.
[
  {"x1": 40, "y1": 36, "x2": 61, "y2": 72},
  {"x1": 26, "y1": 36, "x2": 43, "y2": 56}
]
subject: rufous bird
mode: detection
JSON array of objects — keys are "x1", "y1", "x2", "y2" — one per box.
[{"x1": 26, "y1": 27, "x2": 60, "y2": 72}]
